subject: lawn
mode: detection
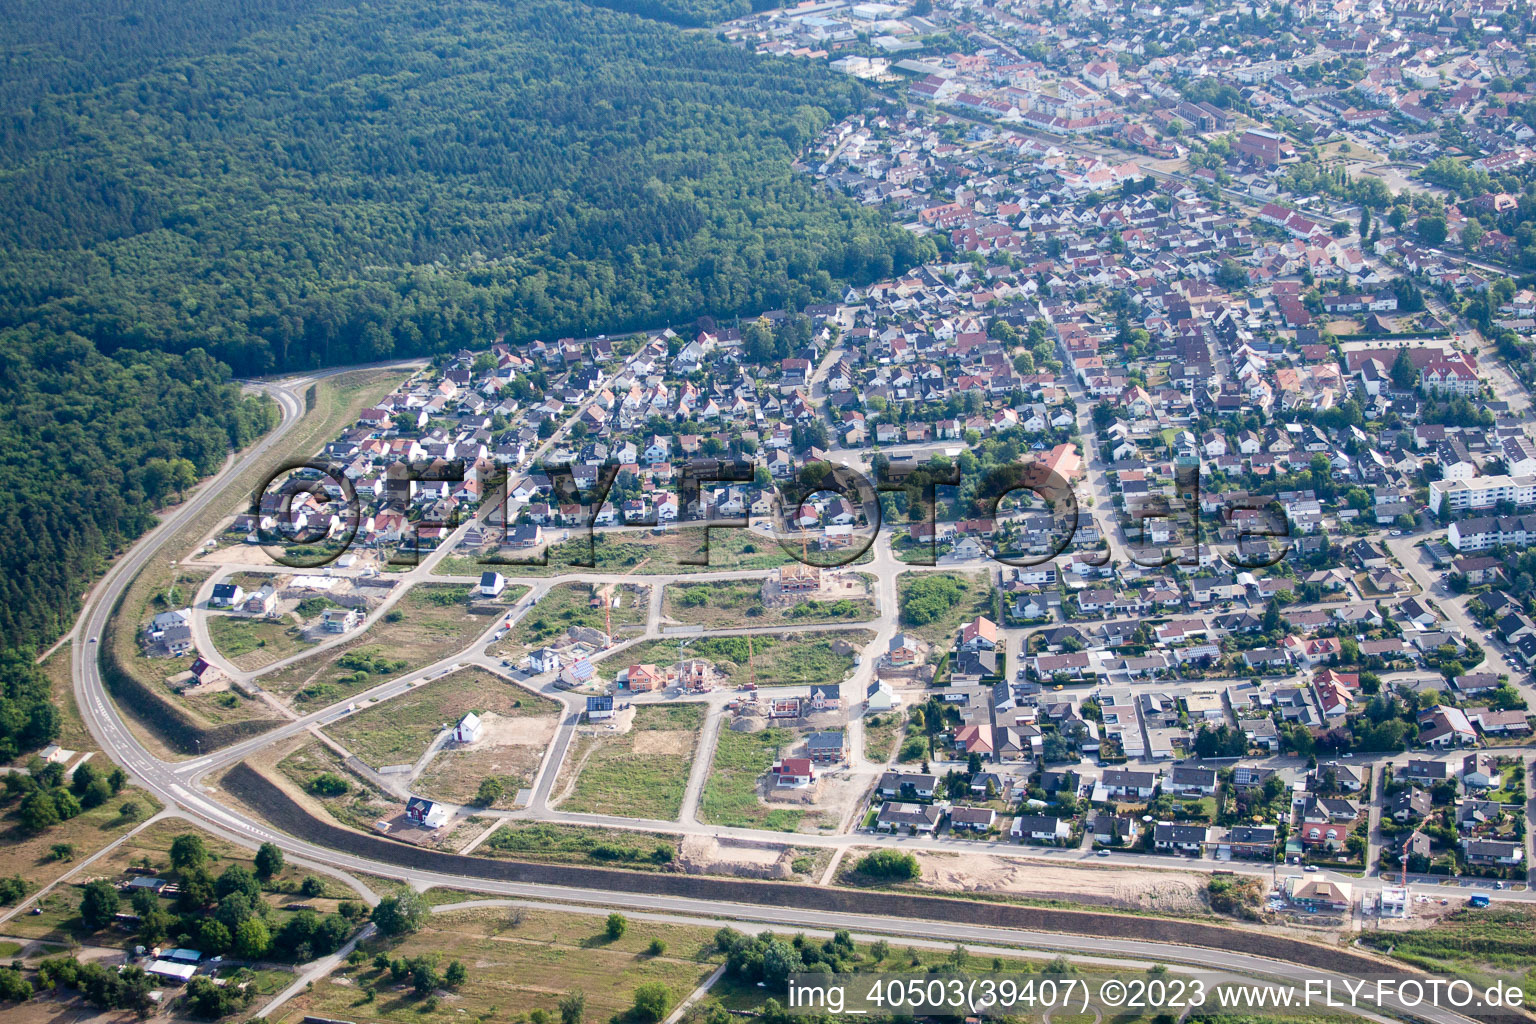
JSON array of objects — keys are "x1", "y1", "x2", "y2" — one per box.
[
  {"x1": 604, "y1": 630, "x2": 871, "y2": 688},
  {"x1": 258, "y1": 583, "x2": 485, "y2": 706},
  {"x1": 281, "y1": 905, "x2": 722, "y2": 1024},
  {"x1": 480, "y1": 822, "x2": 681, "y2": 870},
  {"x1": 497, "y1": 581, "x2": 649, "y2": 653},
  {"x1": 698, "y1": 727, "x2": 802, "y2": 832},
  {"x1": 555, "y1": 704, "x2": 704, "y2": 821},
  {"x1": 326, "y1": 667, "x2": 560, "y2": 770},
  {"x1": 206, "y1": 613, "x2": 317, "y2": 670},
  {"x1": 663, "y1": 578, "x2": 875, "y2": 630},
  {"x1": 897, "y1": 570, "x2": 996, "y2": 646}
]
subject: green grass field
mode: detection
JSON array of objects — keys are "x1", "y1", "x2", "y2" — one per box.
[
  {"x1": 481, "y1": 822, "x2": 681, "y2": 870},
  {"x1": 698, "y1": 727, "x2": 802, "y2": 832},
  {"x1": 206, "y1": 614, "x2": 316, "y2": 670},
  {"x1": 604, "y1": 630, "x2": 870, "y2": 688},
  {"x1": 556, "y1": 704, "x2": 704, "y2": 821},
  {"x1": 664, "y1": 578, "x2": 875, "y2": 630},
  {"x1": 898, "y1": 570, "x2": 996, "y2": 646},
  {"x1": 259, "y1": 583, "x2": 484, "y2": 706}
]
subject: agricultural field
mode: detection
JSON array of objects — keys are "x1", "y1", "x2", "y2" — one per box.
[
  {"x1": 897, "y1": 570, "x2": 996, "y2": 647},
  {"x1": 698, "y1": 727, "x2": 801, "y2": 832},
  {"x1": 327, "y1": 668, "x2": 559, "y2": 771},
  {"x1": 497, "y1": 581, "x2": 649, "y2": 654},
  {"x1": 554, "y1": 704, "x2": 704, "y2": 821},
  {"x1": 258, "y1": 584, "x2": 485, "y2": 706},
  {"x1": 663, "y1": 577, "x2": 874, "y2": 630},
  {"x1": 605, "y1": 630, "x2": 871, "y2": 688},
  {"x1": 206, "y1": 613, "x2": 317, "y2": 671},
  {"x1": 282, "y1": 905, "x2": 722, "y2": 1024}
]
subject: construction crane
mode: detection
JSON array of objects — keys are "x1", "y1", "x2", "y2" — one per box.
[
  {"x1": 596, "y1": 555, "x2": 650, "y2": 649},
  {"x1": 1401, "y1": 827, "x2": 1421, "y2": 888}
]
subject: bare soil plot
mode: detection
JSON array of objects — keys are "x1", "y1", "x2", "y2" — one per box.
[
  {"x1": 678, "y1": 835, "x2": 799, "y2": 879},
  {"x1": 259, "y1": 583, "x2": 485, "y2": 706},
  {"x1": 327, "y1": 667, "x2": 558, "y2": 768},
  {"x1": 554, "y1": 703, "x2": 704, "y2": 821}
]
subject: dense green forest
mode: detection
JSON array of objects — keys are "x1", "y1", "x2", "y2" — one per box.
[
  {"x1": 584, "y1": 0, "x2": 763, "y2": 26},
  {"x1": 0, "y1": 0, "x2": 931, "y2": 375},
  {"x1": 0, "y1": 333, "x2": 275, "y2": 652},
  {"x1": 0, "y1": 0, "x2": 928, "y2": 728}
]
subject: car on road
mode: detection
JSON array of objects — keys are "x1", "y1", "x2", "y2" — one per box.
[
  {"x1": 1096, "y1": 849, "x2": 1111, "y2": 857},
  {"x1": 1303, "y1": 865, "x2": 1318, "y2": 872},
  {"x1": 90, "y1": 636, "x2": 98, "y2": 642}
]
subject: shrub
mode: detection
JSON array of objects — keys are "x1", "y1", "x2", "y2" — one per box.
[
  {"x1": 308, "y1": 772, "x2": 350, "y2": 797},
  {"x1": 854, "y1": 849, "x2": 920, "y2": 881}
]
